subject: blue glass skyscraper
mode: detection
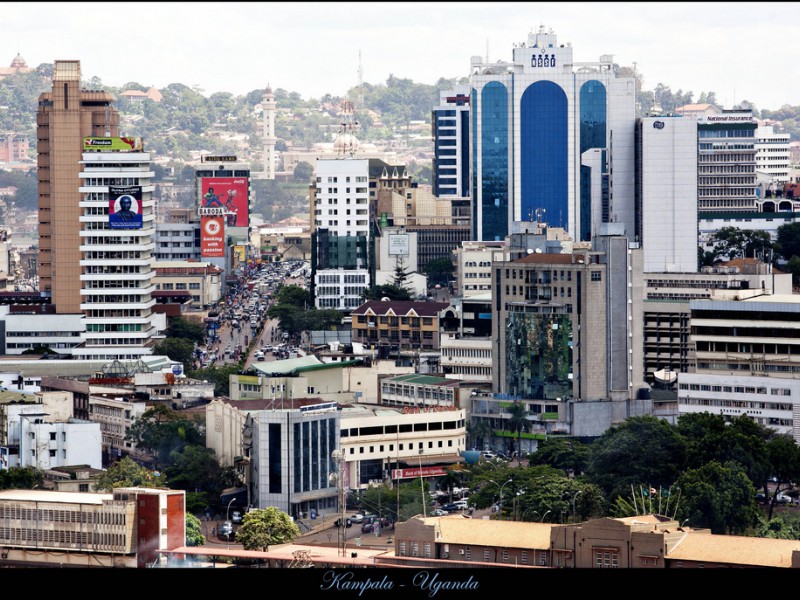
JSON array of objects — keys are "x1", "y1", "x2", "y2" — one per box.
[{"x1": 469, "y1": 26, "x2": 636, "y2": 242}]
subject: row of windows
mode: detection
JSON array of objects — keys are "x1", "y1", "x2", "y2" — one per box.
[
  {"x1": 680, "y1": 396, "x2": 792, "y2": 412},
  {"x1": 340, "y1": 419, "x2": 464, "y2": 438},
  {"x1": 347, "y1": 438, "x2": 456, "y2": 454},
  {"x1": 442, "y1": 348, "x2": 492, "y2": 358},
  {"x1": 0, "y1": 527, "x2": 127, "y2": 548},
  {"x1": 86, "y1": 323, "x2": 142, "y2": 333}
]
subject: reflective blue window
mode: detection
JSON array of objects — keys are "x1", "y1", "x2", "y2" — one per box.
[
  {"x1": 478, "y1": 81, "x2": 508, "y2": 241},
  {"x1": 579, "y1": 80, "x2": 607, "y2": 240},
  {"x1": 520, "y1": 81, "x2": 568, "y2": 230}
]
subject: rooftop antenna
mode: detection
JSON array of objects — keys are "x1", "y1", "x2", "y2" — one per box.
[{"x1": 485, "y1": 39, "x2": 489, "y2": 63}]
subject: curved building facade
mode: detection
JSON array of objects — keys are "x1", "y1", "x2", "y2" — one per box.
[{"x1": 469, "y1": 27, "x2": 635, "y2": 242}]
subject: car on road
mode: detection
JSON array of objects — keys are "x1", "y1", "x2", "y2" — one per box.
[
  {"x1": 349, "y1": 513, "x2": 364, "y2": 523},
  {"x1": 432, "y1": 508, "x2": 448, "y2": 517},
  {"x1": 217, "y1": 521, "x2": 235, "y2": 541}
]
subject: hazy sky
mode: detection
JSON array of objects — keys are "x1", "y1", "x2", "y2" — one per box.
[{"x1": 5, "y1": 2, "x2": 798, "y2": 110}]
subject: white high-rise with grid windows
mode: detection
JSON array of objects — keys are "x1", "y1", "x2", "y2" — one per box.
[{"x1": 73, "y1": 149, "x2": 159, "y2": 360}]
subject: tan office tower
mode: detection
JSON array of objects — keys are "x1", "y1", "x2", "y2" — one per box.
[{"x1": 37, "y1": 60, "x2": 119, "y2": 313}]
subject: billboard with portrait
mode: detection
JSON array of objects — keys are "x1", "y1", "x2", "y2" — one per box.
[
  {"x1": 109, "y1": 186, "x2": 143, "y2": 229},
  {"x1": 201, "y1": 216, "x2": 225, "y2": 257},
  {"x1": 201, "y1": 177, "x2": 249, "y2": 228}
]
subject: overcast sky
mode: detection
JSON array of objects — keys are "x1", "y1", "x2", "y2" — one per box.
[{"x1": 5, "y1": 2, "x2": 798, "y2": 110}]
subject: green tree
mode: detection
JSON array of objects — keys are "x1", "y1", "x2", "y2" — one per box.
[
  {"x1": 293, "y1": 161, "x2": 314, "y2": 182},
  {"x1": 777, "y1": 222, "x2": 800, "y2": 261},
  {"x1": 362, "y1": 284, "x2": 412, "y2": 301},
  {"x1": 466, "y1": 418, "x2": 493, "y2": 450},
  {"x1": 756, "y1": 511, "x2": 800, "y2": 540},
  {"x1": 153, "y1": 338, "x2": 195, "y2": 372},
  {"x1": 163, "y1": 444, "x2": 239, "y2": 496},
  {"x1": 764, "y1": 433, "x2": 800, "y2": 521},
  {"x1": 124, "y1": 405, "x2": 204, "y2": 469},
  {"x1": 93, "y1": 456, "x2": 165, "y2": 492},
  {"x1": 676, "y1": 412, "x2": 771, "y2": 489},
  {"x1": 785, "y1": 255, "x2": 800, "y2": 289},
  {"x1": 361, "y1": 479, "x2": 432, "y2": 522},
  {"x1": 674, "y1": 461, "x2": 760, "y2": 535},
  {"x1": 528, "y1": 437, "x2": 590, "y2": 476},
  {"x1": 586, "y1": 416, "x2": 686, "y2": 501},
  {"x1": 235, "y1": 507, "x2": 300, "y2": 551},
  {"x1": 0, "y1": 466, "x2": 44, "y2": 489},
  {"x1": 185, "y1": 513, "x2": 205, "y2": 546},
  {"x1": 274, "y1": 284, "x2": 311, "y2": 308},
  {"x1": 166, "y1": 318, "x2": 205, "y2": 344},
  {"x1": 424, "y1": 257, "x2": 454, "y2": 286},
  {"x1": 506, "y1": 401, "x2": 531, "y2": 455}
]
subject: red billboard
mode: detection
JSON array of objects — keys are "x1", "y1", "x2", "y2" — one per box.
[
  {"x1": 201, "y1": 216, "x2": 225, "y2": 257},
  {"x1": 201, "y1": 177, "x2": 249, "y2": 228}
]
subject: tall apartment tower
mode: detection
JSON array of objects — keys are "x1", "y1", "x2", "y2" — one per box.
[
  {"x1": 72, "y1": 144, "x2": 158, "y2": 360},
  {"x1": 432, "y1": 86, "x2": 470, "y2": 198},
  {"x1": 37, "y1": 60, "x2": 120, "y2": 313},
  {"x1": 310, "y1": 158, "x2": 371, "y2": 310},
  {"x1": 262, "y1": 84, "x2": 277, "y2": 179},
  {"x1": 469, "y1": 26, "x2": 636, "y2": 243}
]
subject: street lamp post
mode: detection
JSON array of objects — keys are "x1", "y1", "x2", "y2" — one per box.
[
  {"x1": 226, "y1": 498, "x2": 235, "y2": 523},
  {"x1": 488, "y1": 478, "x2": 512, "y2": 519},
  {"x1": 330, "y1": 449, "x2": 347, "y2": 557}
]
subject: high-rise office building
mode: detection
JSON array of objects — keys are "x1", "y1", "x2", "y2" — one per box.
[
  {"x1": 432, "y1": 86, "x2": 470, "y2": 198},
  {"x1": 73, "y1": 142, "x2": 159, "y2": 360},
  {"x1": 697, "y1": 111, "x2": 757, "y2": 213},
  {"x1": 468, "y1": 26, "x2": 636, "y2": 243},
  {"x1": 635, "y1": 116, "x2": 698, "y2": 273},
  {"x1": 37, "y1": 60, "x2": 120, "y2": 313}
]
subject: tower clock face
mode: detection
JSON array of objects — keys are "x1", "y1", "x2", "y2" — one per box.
[{"x1": 204, "y1": 219, "x2": 221, "y2": 236}]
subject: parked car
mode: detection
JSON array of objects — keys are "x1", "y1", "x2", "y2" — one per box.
[
  {"x1": 776, "y1": 492, "x2": 793, "y2": 504},
  {"x1": 231, "y1": 510, "x2": 243, "y2": 524},
  {"x1": 432, "y1": 508, "x2": 448, "y2": 517},
  {"x1": 481, "y1": 450, "x2": 497, "y2": 460},
  {"x1": 349, "y1": 513, "x2": 364, "y2": 524}
]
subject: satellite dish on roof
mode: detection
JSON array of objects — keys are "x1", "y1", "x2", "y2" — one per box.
[
  {"x1": 535, "y1": 248, "x2": 543, "y2": 253},
  {"x1": 381, "y1": 297, "x2": 391, "y2": 301},
  {"x1": 527, "y1": 249, "x2": 533, "y2": 254}
]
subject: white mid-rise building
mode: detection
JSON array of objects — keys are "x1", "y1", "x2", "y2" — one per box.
[
  {"x1": 74, "y1": 149, "x2": 159, "y2": 360},
  {"x1": 755, "y1": 124, "x2": 791, "y2": 185},
  {"x1": 312, "y1": 158, "x2": 371, "y2": 310}
]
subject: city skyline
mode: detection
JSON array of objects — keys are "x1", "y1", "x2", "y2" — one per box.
[{"x1": 3, "y1": 2, "x2": 798, "y2": 111}]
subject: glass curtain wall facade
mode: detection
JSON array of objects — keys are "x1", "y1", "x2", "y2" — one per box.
[
  {"x1": 579, "y1": 81, "x2": 607, "y2": 241},
  {"x1": 474, "y1": 82, "x2": 509, "y2": 241},
  {"x1": 520, "y1": 81, "x2": 568, "y2": 231}
]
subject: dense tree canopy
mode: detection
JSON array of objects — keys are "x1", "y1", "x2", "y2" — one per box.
[
  {"x1": 674, "y1": 461, "x2": 760, "y2": 535},
  {"x1": 124, "y1": 405, "x2": 205, "y2": 469},
  {"x1": 93, "y1": 456, "x2": 165, "y2": 492},
  {"x1": 235, "y1": 507, "x2": 300, "y2": 551},
  {"x1": 586, "y1": 416, "x2": 686, "y2": 500}
]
